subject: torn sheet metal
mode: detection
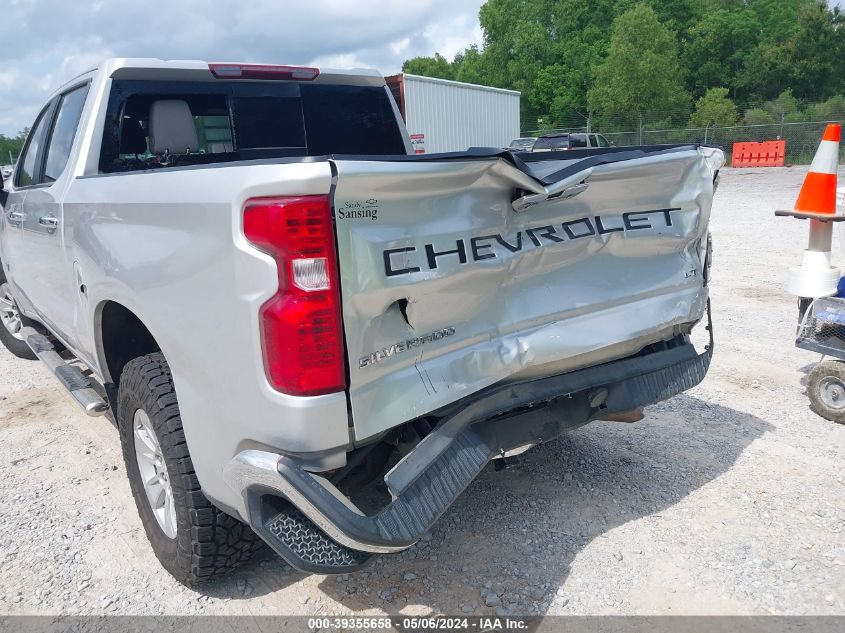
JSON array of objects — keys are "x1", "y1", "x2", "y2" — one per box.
[{"x1": 331, "y1": 146, "x2": 724, "y2": 441}]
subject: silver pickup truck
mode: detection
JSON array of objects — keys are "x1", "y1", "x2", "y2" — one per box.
[{"x1": 0, "y1": 58, "x2": 722, "y2": 584}]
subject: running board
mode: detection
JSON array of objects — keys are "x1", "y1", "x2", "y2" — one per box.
[{"x1": 19, "y1": 326, "x2": 109, "y2": 417}]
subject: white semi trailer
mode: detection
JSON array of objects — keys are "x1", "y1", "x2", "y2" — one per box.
[{"x1": 385, "y1": 73, "x2": 521, "y2": 153}]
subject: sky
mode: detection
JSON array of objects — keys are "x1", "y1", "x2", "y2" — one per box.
[{"x1": 0, "y1": 0, "x2": 485, "y2": 137}]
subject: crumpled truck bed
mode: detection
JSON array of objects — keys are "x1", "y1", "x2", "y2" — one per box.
[{"x1": 331, "y1": 145, "x2": 724, "y2": 441}]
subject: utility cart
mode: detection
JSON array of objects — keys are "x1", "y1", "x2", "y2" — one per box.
[
  {"x1": 773, "y1": 121, "x2": 845, "y2": 423},
  {"x1": 797, "y1": 296, "x2": 845, "y2": 423}
]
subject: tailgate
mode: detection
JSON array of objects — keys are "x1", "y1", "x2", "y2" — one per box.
[{"x1": 331, "y1": 146, "x2": 722, "y2": 441}]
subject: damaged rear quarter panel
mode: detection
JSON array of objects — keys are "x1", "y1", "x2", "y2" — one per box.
[{"x1": 331, "y1": 149, "x2": 717, "y2": 441}]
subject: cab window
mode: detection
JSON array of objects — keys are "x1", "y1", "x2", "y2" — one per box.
[
  {"x1": 100, "y1": 80, "x2": 407, "y2": 173},
  {"x1": 43, "y1": 85, "x2": 90, "y2": 183},
  {"x1": 533, "y1": 135, "x2": 570, "y2": 150},
  {"x1": 15, "y1": 103, "x2": 53, "y2": 187},
  {"x1": 569, "y1": 134, "x2": 588, "y2": 148}
]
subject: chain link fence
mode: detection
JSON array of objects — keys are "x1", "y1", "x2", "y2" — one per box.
[
  {"x1": 520, "y1": 96, "x2": 845, "y2": 164},
  {"x1": 522, "y1": 121, "x2": 839, "y2": 165}
]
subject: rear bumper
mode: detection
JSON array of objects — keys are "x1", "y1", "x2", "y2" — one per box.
[{"x1": 224, "y1": 313, "x2": 712, "y2": 571}]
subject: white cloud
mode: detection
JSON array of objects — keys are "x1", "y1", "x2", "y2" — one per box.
[{"x1": 0, "y1": 0, "x2": 483, "y2": 135}]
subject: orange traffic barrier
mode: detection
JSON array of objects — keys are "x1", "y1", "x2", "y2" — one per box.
[{"x1": 731, "y1": 140, "x2": 786, "y2": 167}]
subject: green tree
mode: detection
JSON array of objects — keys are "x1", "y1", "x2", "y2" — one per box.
[
  {"x1": 743, "y1": 108, "x2": 777, "y2": 126},
  {"x1": 449, "y1": 0, "x2": 618, "y2": 128},
  {"x1": 736, "y1": 42, "x2": 795, "y2": 101},
  {"x1": 737, "y1": 2, "x2": 842, "y2": 102},
  {"x1": 682, "y1": 8, "x2": 760, "y2": 98},
  {"x1": 788, "y1": 1, "x2": 845, "y2": 99},
  {"x1": 527, "y1": 28, "x2": 606, "y2": 126},
  {"x1": 748, "y1": 0, "x2": 815, "y2": 41},
  {"x1": 614, "y1": 0, "x2": 701, "y2": 39},
  {"x1": 402, "y1": 53, "x2": 455, "y2": 80},
  {"x1": 689, "y1": 88, "x2": 738, "y2": 128},
  {"x1": 588, "y1": 4, "x2": 690, "y2": 127},
  {"x1": 805, "y1": 95, "x2": 845, "y2": 121},
  {"x1": 763, "y1": 89, "x2": 802, "y2": 122},
  {"x1": 402, "y1": 0, "x2": 845, "y2": 136},
  {"x1": 452, "y1": 46, "x2": 488, "y2": 85},
  {"x1": 0, "y1": 129, "x2": 27, "y2": 166}
]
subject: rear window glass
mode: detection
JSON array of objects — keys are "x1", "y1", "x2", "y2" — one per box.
[
  {"x1": 569, "y1": 134, "x2": 588, "y2": 148},
  {"x1": 100, "y1": 79, "x2": 406, "y2": 173},
  {"x1": 301, "y1": 84, "x2": 407, "y2": 155},
  {"x1": 533, "y1": 136, "x2": 569, "y2": 150},
  {"x1": 232, "y1": 95, "x2": 305, "y2": 149}
]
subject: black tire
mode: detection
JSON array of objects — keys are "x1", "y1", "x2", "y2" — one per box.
[
  {"x1": 808, "y1": 360, "x2": 845, "y2": 424},
  {"x1": 117, "y1": 353, "x2": 264, "y2": 585},
  {"x1": 0, "y1": 282, "x2": 37, "y2": 360}
]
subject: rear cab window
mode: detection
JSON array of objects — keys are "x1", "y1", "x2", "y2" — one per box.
[
  {"x1": 99, "y1": 80, "x2": 407, "y2": 173},
  {"x1": 569, "y1": 134, "x2": 588, "y2": 148},
  {"x1": 532, "y1": 135, "x2": 570, "y2": 151}
]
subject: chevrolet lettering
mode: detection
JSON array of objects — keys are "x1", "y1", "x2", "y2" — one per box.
[{"x1": 383, "y1": 209, "x2": 678, "y2": 277}]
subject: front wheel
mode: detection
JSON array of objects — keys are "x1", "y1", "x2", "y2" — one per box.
[
  {"x1": 117, "y1": 353, "x2": 264, "y2": 585},
  {"x1": 0, "y1": 282, "x2": 37, "y2": 360},
  {"x1": 808, "y1": 360, "x2": 845, "y2": 424}
]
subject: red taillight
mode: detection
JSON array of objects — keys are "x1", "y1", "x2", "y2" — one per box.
[
  {"x1": 243, "y1": 195, "x2": 345, "y2": 396},
  {"x1": 209, "y1": 63, "x2": 320, "y2": 81}
]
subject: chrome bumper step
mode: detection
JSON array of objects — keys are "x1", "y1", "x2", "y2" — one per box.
[{"x1": 225, "y1": 327, "x2": 713, "y2": 574}]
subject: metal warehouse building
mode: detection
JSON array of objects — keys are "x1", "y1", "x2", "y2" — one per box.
[{"x1": 385, "y1": 73, "x2": 521, "y2": 154}]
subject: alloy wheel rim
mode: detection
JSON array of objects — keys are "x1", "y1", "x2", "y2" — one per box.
[
  {"x1": 0, "y1": 283, "x2": 24, "y2": 341},
  {"x1": 133, "y1": 409, "x2": 178, "y2": 538}
]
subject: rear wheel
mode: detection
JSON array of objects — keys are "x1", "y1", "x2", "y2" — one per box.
[
  {"x1": 0, "y1": 282, "x2": 37, "y2": 360},
  {"x1": 808, "y1": 360, "x2": 845, "y2": 424},
  {"x1": 117, "y1": 353, "x2": 264, "y2": 584}
]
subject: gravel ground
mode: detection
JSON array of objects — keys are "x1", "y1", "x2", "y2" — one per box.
[{"x1": 0, "y1": 166, "x2": 844, "y2": 616}]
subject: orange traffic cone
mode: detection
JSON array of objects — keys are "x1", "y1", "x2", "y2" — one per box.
[
  {"x1": 776, "y1": 123, "x2": 843, "y2": 299},
  {"x1": 776, "y1": 123, "x2": 840, "y2": 220},
  {"x1": 795, "y1": 123, "x2": 840, "y2": 216}
]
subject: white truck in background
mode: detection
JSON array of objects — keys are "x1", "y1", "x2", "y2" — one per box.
[{"x1": 0, "y1": 58, "x2": 722, "y2": 584}]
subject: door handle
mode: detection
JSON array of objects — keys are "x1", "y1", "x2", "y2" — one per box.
[
  {"x1": 39, "y1": 215, "x2": 59, "y2": 230},
  {"x1": 6, "y1": 211, "x2": 24, "y2": 224}
]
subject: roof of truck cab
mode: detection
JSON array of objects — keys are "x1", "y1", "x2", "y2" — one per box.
[{"x1": 50, "y1": 58, "x2": 386, "y2": 97}]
